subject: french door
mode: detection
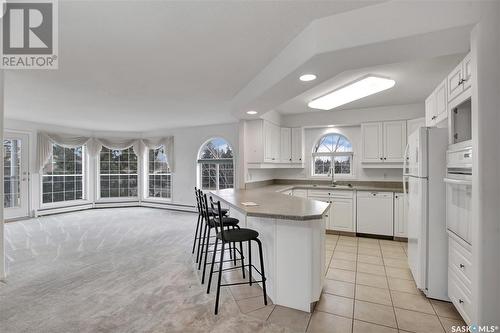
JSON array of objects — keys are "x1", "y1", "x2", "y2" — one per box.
[{"x1": 4, "y1": 133, "x2": 29, "y2": 219}]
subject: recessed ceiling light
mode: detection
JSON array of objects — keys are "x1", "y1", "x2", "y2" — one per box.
[
  {"x1": 299, "y1": 74, "x2": 317, "y2": 82},
  {"x1": 308, "y1": 75, "x2": 395, "y2": 110},
  {"x1": 246, "y1": 110, "x2": 258, "y2": 115}
]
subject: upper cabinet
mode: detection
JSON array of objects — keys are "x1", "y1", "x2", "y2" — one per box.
[
  {"x1": 246, "y1": 119, "x2": 303, "y2": 168},
  {"x1": 280, "y1": 127, "x2": 303, "y2": 163},
  {"x1": 426, "y1": 79, "x2": 447, "y2": 127},
  {"x1": 361, "y1": 121, "x2": 407, "y2": 167},
  {"x1": 448, "y1": 52, "x2": 472, "y2": 103}
]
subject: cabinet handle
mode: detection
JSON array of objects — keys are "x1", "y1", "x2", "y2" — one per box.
[
  {"x1": 459, "y1": 299, "x2": 464, "y2": 304},
  {"x1": 384, "y1": 157, "x2": 387, "y2": 160},
  {"x1": 459, "y1": 264, "x2": 465, "y2": 269},
  {"x1": 380, "y1": 157, "x2": 383, "y2": 160},
  {"x1": 431, "y1": 116, "x2": 437, "y2": 120},
  {"x1": 289, "y1": 158, "x2": 292, "y2": 162}
]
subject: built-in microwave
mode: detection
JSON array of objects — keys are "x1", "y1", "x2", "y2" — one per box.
[{"x1": 449, "y1": 95, "x2": 471, "y2": 147}]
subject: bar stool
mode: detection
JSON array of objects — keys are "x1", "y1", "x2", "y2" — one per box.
[
  {"x1": 198, "y1": 193, "x2": 243, "y2": 285},
  {"x1": 192, "y1": 188, "x2": 228, "y2": 264},
  {"x1": 207, "y1": 200, "x2": 268, "y2": 315}
]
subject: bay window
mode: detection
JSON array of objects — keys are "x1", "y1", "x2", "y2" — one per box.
[
  {"x1": 99, "y1": 147, "x2": 138, "y2": 198},
  {"x1": 42, "y1": 145, "x2": 84, "y2": 204},
  {"x1": 147, "y1": 146, "x2": 171, "y2": 199}
]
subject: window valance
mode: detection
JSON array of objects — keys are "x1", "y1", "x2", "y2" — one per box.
[{"x1": 36, "y1": 132, "x2": 175, "y2": 172}]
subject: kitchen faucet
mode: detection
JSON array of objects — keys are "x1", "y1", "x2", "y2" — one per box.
[{"x1": 329, "y1": 165, "x2": 338, "y2": 187}]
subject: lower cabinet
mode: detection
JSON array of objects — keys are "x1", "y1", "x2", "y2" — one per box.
[
  {"x1": 394, "y1": 193, "x2": 408, "y2": 238},
  {"x1": 356, "y1": 191, "x2": 394, "y2": 236},
  {"x1": 330, "y1": 197, "x2": 354, "y2": 232}
]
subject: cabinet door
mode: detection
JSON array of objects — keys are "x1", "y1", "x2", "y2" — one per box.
[
  {"x1": 435, "y1": 80, "x2": 448, "y2": 123},
  {"x1": 383, "y1": 121, "x2": 407, "y2": 163},
  {"x1": 291, "y1": 127, "x2": 303, "y2": 163},
  {"x1": 331, "y1": 198, "x2": 354, "y2": 232},
  {"x1": 280, "y1": 128, "x2": 292, "y2": 162},
  {"x1": 447, "y1": 62, "x2": 463, "y2": 102},
  {"x1": 361, "y1": 122, "x2": 383, "y2": 163},
  {"x1": 425, "y1": 92, "x2": 437, "y2": 127},
  {"x1": 263, "y1": 121, "x2": 274, "y2": 162},
  {"x1": 272, "y1": 123, "x2": 281, "y2": 162},
  {"x1": 407, "y1": 117, "x2": 425, "y2": 137},
  {"x1": 394, "y1": 193, "x2": 407, "y2": 237},
  {"x1": 462, "y1": 52, "x2": 472, "y2": 91},
  {"x1": 357, "y1": 192, "x2": 394, "y2": 236}
]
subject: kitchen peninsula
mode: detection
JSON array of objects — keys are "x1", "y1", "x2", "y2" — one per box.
[{"x1": 210, "y1": 188, "x2": 329, "y2": 312}]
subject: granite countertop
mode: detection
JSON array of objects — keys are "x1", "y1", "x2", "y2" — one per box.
[
  {"x1": 268, "y1": 184, "x2": 404, "y2": 193},
  {"x1": 210, "y1": 188, "x2": 330, "y2": 221}
]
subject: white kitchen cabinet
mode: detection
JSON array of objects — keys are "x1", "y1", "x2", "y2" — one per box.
[
  {"x1": 246, "y1": 119, "x2": 281, "y2": 164},
  {"x1": 425, "y1": 91, "x2": 437, "y2": 127},
  {"x1": 394, "y1": 193, "x2": 407, "y2": 238},
  {"x1": 330, "y1": 198, "x2": 354, "y2": 232},
  {"x1": 383, "y1": 121, "x2": 407, "y2": 163},
  {"x1": 246, "y1": 120, "x2": 304, "y2": 168},
  {"x1": 361, "y1": 122, "x2": 383, "y2": 163},
  {"x1": 447, "y1": 52, "x2": 472, "y2": 103},
  {"x1": 291, "y1": 127, "x2": 303, "y2": 163},
  {"x1": 435, "y1": 80, "x2": 448, "y2": 124},
  {"x1": 426, "y1": 79, "x2": 448, "y2": 127},
  {"x1": 279, "y1": 127, "x2": 303, "y2": 163},
  {"x1": 362, "y1": 121, "x2": 406, "y2": 165},
  {"x1": 280, "y1": 128, "x2": 292, "y2": 162},
  {"x1": 356, "y1": 191, "x2": 394, "y2": 236},
  {"x1": 264, "y1": 121, "x2": 281, "y2": 162}
]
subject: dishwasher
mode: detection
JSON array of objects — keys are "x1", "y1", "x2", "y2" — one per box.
[{"x1": 356, "y1": 191, "x2": 394, "y2": 236}]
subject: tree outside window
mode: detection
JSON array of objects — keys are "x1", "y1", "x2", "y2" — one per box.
[
  {"x1": 312, "y1": 133, "x2": 353, "y2": 176},
  {"x1": 198, "y1": 138, "x2": 234, "y2": 190}
]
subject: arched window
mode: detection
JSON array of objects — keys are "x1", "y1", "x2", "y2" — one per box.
[
  {"x1": 198, "y1": 138, "x2": 234, "y2": 190},
  {"x1": 312, "y1": 133, "x2": 353, "y2": 176}
]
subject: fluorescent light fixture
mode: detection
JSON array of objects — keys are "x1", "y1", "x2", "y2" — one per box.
[
  {"x1": 327, "y1": 125, "x2": 335, "y2": 128},
  {"x1": 308, "y1": 75, "x2": 395, "y2": 110},
  {"x1": 246, "y1": 110, "x2": 258, "y2": 115},
  {"x1": 299, "y1": 74, "x2": 317, "y2": 82}
]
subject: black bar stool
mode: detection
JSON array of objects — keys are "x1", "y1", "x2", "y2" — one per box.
[
  {"x1": 198, "y1": 193, "x2": 243, "y2": 285},
  {"x1": 192, "y1": 188, "x2": 228, "y2": 264},
  {"x1": 207, "y1": 200, "x2": 268, "y2": 315}
]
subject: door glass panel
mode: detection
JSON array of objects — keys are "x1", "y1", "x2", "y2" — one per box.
[{"x1": 4, "y1": 139, "x2": 22, "y2": 208}]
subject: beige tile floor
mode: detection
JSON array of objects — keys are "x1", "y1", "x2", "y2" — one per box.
[{"x1": 231, "y1": 234, "x2": 466, "y2": 333}]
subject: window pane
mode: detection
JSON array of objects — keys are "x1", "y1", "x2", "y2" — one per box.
[
  {"x1": 3, "y1": 139, "x2": 22, "y2": 208},
  {"x1": 198, "y1": 138, "x2": 233, "y2": 160},
  {"x1": 314, "y1": 133, "x2": 353, "y2": 153},
  {"x1": 218, "y1": 163, "x2": 233, "y2": 190},
  {"x1": 201, "y1": 163, "x2": 217, "y2": 190},
  {"x1": 334, "y1": 156, "x2": 351, "y2": 174},
  {"x1": 147, "y1": 146, "x2": 171, "y2": 199},
  {"x1": 314, "y1": 156, "x2": 331, "y2": 175},
  {"x1": 41, "y1": 144, "x2": 85, "y2": 204},
  {"x1": 99, "y1": 147, "x2": 138, "y2": 198},
  {"x1": 197, "y1": 138, "x2": 234, "y2": 191}
]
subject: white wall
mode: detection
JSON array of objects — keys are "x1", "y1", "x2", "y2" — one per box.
[
  {"x1": 471, "y1": 2, "x2": 500, "y2": 324},
  {"x1": 4, "y1": 119, "x2": 240, "y2": 213},
  {"x1": 0, "y1": 72, "x2": 5, "y2": 280},
  {"x1": 281, "y1": 103, "x2": 424, "y2": 128},
  {"x1": 273, "y1": 103, "x2": 425, "y2": 182},
  {"x1": 275, "y1": 125, "x2": 404, "y2": 182}
]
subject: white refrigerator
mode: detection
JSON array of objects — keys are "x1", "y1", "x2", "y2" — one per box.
[{"x1": 404, "y1": 127, "x2": 448, "y2": 301}]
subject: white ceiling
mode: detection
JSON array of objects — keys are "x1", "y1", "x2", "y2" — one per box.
[
  {"x1": 5, "y1": 0, "x2": 383, "y2": 131},
  {"x1": 276, "y1": 54, "x2": 464, "y2": 115}
]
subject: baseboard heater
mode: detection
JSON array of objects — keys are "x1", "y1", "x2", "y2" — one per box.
[{"x1": 36, "y1": 201, "x2": 196, "y2": 217}]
